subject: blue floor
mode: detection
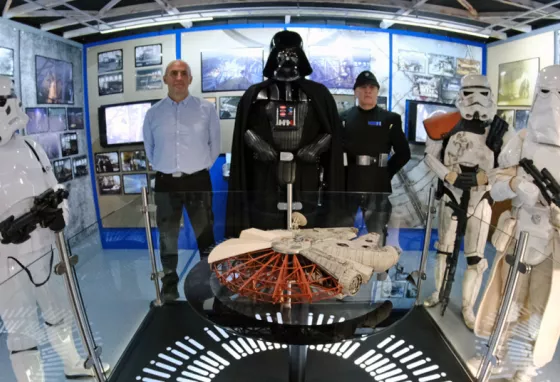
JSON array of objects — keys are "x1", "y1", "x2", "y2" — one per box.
[{"x1": 0, "y1": 231, "x2": 559, "y2": 381}]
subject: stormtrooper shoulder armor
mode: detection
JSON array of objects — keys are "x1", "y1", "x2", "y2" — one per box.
[{"x1": 498, "y1": 129, "x2": 527, "y2": 168}]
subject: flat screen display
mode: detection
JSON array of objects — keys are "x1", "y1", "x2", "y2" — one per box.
[
  {"x1": 406, "y1": 100, "x2": 457, "y2": 144},
  {"x1": 99, "y1": 100, "x2": 157, "y2": 147}
]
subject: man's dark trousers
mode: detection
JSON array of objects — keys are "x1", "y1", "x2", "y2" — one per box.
[{"x1": 155, "y1": 170, "x2": 215, "y2": 294}]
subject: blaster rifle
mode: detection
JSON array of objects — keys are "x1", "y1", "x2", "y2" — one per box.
[
  {"x1": 0, "y1": 188, "x2": 69, "y2": 245},
  {"x1": 439, "y1": 189, "x2": 470, "y2": 317},
  {"x1": 519, "y1": 158, "x2": 560, "y2": 206}
]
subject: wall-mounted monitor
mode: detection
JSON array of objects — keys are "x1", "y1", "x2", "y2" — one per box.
[
  {"x1": 406, "y1": 100, "x2": 457, "y2": 144},
  {"x1": 98, "y1": 99, "x2": 159, "y2": 148}
]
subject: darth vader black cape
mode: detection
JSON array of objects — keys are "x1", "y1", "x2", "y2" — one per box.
[{"x1": 225, "y1": 78, "x2": 345, "y2": 237}]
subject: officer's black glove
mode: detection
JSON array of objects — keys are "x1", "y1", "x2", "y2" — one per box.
[{"x1": 297, "y1": 134, "x2": 332, "y2": 163}]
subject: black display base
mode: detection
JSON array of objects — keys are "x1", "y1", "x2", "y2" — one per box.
[{"x1": 108, "y1": 302, "x2": 473, "y2": 382}]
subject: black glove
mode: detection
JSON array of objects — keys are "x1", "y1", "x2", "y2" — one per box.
[
  {"x1": 297, "y1": 134, "x2": 332, "y2": 163},
  {"x1": 244, "y1": 130, "x2": 277, "y2": 162},
  {"x1": 486, "y1": 115, "x2": 509, "y2": 154}
]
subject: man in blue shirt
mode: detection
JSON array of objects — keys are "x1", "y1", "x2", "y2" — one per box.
[{"x1": 143, "y1": 60, "x2": 220, "y2": 301}]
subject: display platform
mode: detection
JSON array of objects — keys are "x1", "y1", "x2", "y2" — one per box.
[{"x1": 107, "y1": 262, "x2": 474, "y2": 382}]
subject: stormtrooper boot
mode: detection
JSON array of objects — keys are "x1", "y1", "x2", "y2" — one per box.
[
  {"x1": 424, "y1": 252, "x2": 447, "y2": 307},
  {"x1": 45, "y1": 319, "x2": 111, "y2": 378},
  {"x1": 10, "y1": 349, "x2": 44, "y2": 382},
  {"x1": 462, "y1": 258, "x2": 488, "y2": 330}
]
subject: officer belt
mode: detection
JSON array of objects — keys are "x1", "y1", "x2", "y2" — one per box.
[{"x1": 355, "y1": 154, "x2": 388, "y2": 167}]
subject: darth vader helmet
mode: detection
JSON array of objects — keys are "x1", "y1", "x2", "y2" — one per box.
[{"x1": 263, "y1": 31, "x2": 312, "y2": 82}]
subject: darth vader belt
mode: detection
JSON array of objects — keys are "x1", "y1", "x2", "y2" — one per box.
[{"x1": 356, "y1": 154, "x2": 389, "y2": 167}]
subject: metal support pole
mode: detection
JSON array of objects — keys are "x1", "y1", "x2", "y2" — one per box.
[
  {"x1": 54, "y1": 231, "x2": 107, "y2": 382},
  {"x1": 287, "y1": 183, "x2": 293, "y2": 230},
  {"x1": 415, "y1": 185, "x2": 436, "y2": 306},
  {"x1": 478, "y1": 231, "x2": 530, "y2": 382},
  {"x1": 288, "y1": 345, "x2": 308, "y2": 382},
  {"x1": 142, "y1": 187, "x2": 163, "y2": 307}
]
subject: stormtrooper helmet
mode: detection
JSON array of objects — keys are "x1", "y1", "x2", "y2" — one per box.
[
  {"x1": 455, "y1": 74, "x2": 496, "y2": 122},
  {"x1": 0, "y1": 76, "x2": 28, "y2": 146},
  {"x1": 527, "y1": 65, "x2": 560, "y2": 147}
]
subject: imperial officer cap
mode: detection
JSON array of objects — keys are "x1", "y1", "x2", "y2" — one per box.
[{"x1": 353, "y1": 70, "x2": 380, "y2": 89}]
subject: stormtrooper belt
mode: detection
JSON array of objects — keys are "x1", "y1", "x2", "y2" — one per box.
[{"x1": 356, "y1": 154, "x2": 389, "y2": 167}]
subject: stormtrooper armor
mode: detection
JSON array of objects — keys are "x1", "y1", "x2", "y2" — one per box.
[
  {"x1": 0, "y1": 77, "x2": 109, "y2": 380},
  {"x1": 474, "y1": 65, "x2": 560, "y2": 381},
  {"x1": 423, "y1": 74, "x2": 509, "y2": 329}
]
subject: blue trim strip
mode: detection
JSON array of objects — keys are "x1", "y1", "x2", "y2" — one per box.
[
  {"x1": 82, "y1": 48, "x2": 103, "y2": 238},
  {"x1": 179, "y1": 251, "x2": 197, "y2": 282},
  {"x1": 175, "y1": 31, "x2": 182, "y2": 59},
  {"x1": 84, "y1": 23, "x2": 486, "y2": 49},
  {"x1": 482, "y1": 44, "x2": 487, "y2": 76},
  {"x1": 388, "y1": 33, "x2": 393, "y2": 111}
]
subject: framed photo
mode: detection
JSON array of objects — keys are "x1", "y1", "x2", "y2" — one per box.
[
  {"x1": 98, "y1": 72, "x2": 123, "y2": 96},
  {"x1": 60, "y1": 132, "x2": 78, "y2": 157},
  {"x1": 123, "y1": 173, "x2": 148, "y2": 195},
  {"x1": 135, "y1": 44, "x2": 162, "y2": 67},
  {"x1": 412, "y1": 75, "x2": 440, "y2": 99},
  {"x1": 398, "y1": 50, "x2": 426, "y2": 74},
  {"x1": 72, "y1": 155, "x2": 89, "y2": 178},
  {"x1": 428, "y1": 54, "x2": 455, "y2": 77},
  {"x1": 441, "y1": 76, "x2": 462, "y2": 103},
  {"x1": 98, "y1": 49, "x2": 123, "y2": 74},
  {"x1": 136, "y1": 68, "x2": 163, "y2": 91},
  {"x1": 497, "y1": 109, "x2": 515, "y2": 128},
  {"x1": 204, "y1": 97, "x2": 217, "y2": 109},
  {"x1": 97, "y1": 175, "x2": 122, "y2": 195},
  {"x1": 25, "y1": 107, "x2": 49, "y2": 135},
  {"x1": 33, "y1": 133, "x2": 60, "y2": 160},
  {"x1": 333, "y1": 94, "x2": 355, "y2": 114},
  {"x1": 498, "y1": 58, "x2": 540, "y2": 107},
  {"x1": 52, "y1": 158, "x2": 73, "y2": 183},
  {"x1": 0, "y1": 47, "x2": 14, "y2": 77},
  {"x1": 48, "y1": 107, "x2": 67, "y2": 132},
  {"x1": 219, "y1": 96, "x2": 241, "y2": 120},
  {"x1": 456, "y1": 58, "x2": 481, "y2": 76},
  {"x1": 201, "y1": 48, "x2": 263, "y2": 92},
  {"x1": 95, "y1": 152, "x2": 119, "y2": 173},
  {"x1": 377, "y1": 96, "x2": 388, "y2": 110},
  {"x1": 120, "y1": 150, "x2": 147, "y2": 172},
  {"x1": 308, "y1": 46, "x2": 371, "y2": 91},
  {"x1": 67, "y1": 107, "x2": 84, "y2": 130},
  {"x1": 35, "y1": 55, "x2": 74, "y2": 105},
  {"x1": 515, "y1": 109, "x2": 530, "y2": 131}
]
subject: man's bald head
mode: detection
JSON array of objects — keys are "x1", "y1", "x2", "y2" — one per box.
[
  {"x1": 164, "y1": 60, "x2": 193, "y2": 102},
  {"x1": 164, "y1": 60, "x2": 192, "y2": 77}
]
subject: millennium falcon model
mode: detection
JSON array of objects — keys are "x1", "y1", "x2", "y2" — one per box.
[{"x1": 209, "y1": 222, "x2": 401, "y2": 304}]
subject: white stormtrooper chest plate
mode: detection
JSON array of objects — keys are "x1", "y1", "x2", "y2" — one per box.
[
  {"x1": 0, "y1": 138, "x2": 51, "y2": 220},
  {"x1": 444, "y1": 130, "x2": 494, "y2": 172}
]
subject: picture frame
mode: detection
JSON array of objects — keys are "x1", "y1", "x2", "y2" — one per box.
[
  {"x1": 67, "y1": 107, "x2": 84, "y2": 130},
  {"x1": 95, "y1": 152, "x2": 119, "y2": 173},
  {"x1": 48, "y1": 107, "x2": 67, "y2": 132},
  {"x1": 0, "y1": 47, "x2": 14, "y2": 77},
  {"x1": 515, "y1": 109, "x2": 530, "y2": 131},
  {"x1": 136, "y1": 68, "x2": 163, "y2": 91},
  {"x1": 25, "y1": 107, "x2": 49, "y2": 135},
  {"x1": 333, "y1": 94, "x2": 355, "y2": 114},
  {"x1": 98, "y1": 49, "x2": 123, "y2": 74},
  {"x1": 308, "y1": 46, "x2": 371, "y2": 91},
  {"x1": 35, "y1": 55, "x2": 74, "y2": 105},
  {"x1": 135, "y1": 44, "x2": 162, "y2": 68},
  {"x1": 428, "y1": 54, "x2": 455, "y2": 77},
  {"x1": 60, "y1": 132, "x2": 78, "y2": 157},
  {"x1": 123, "y1": 173, "x2": 148, "y2": 195},
  {"x1": 98, "y1": 72, "x2": 123, "y2": 96},
  {"x1": 456, "y1": 58, "x2": 481, "y2": 76},
  {"x1": 33, "y1": 133, "x2": 60, "y2": 160},
  {"x1": 97, "y1": 175, "x2": 122, "y2": 195},
  {"x1": 120, "y1": 150, "x2": 147, "y2": 172},
  {"x1": 497, "y1": 109, "x2": 515, "y2": 129},
  {"x1": 52, "y1": 158, "x2": 73, "y2": 183},
  {"x1": 219, "y1": 96, "x2": 241, "y2": 120},
  {"x1": 377, "y1": 96, "x2": 388, "y2": 110},
  {"x1": 412, "y1": 74, "x2": 440, "y2": 99},
  {"x1": 201, "y1": 48, "x2": 263, "y2": 92},
  {"x1": 498, "y1": 57, "x2": 540, "y2": 107},
  {"x1": 72, "y1": 155, "x2": 89, "y2": 178},
  {"x1": 398, "y1": 50, "x2": 427, "y2": 74}
]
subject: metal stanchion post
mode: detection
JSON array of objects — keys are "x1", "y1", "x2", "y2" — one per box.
[
  {"x1": 415, "y1": 185, "x2": 436, "y2": 306},
  {"x1": 287, "y1": 183, "x2": 293, "y2": 230},
  {"x1": 54, "y1": 232, "x2": 107, "y2": 382},
  {"x1": 142, "y1": 187, "x2": 163, "y2": 307},
  {"x1": 478, "y1": 231, "x2": 530, "y2": 382}
]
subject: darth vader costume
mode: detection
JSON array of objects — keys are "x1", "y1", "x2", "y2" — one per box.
[{"x1": 226, "y1": 31, "x2": 345, "y2": 236}]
